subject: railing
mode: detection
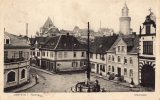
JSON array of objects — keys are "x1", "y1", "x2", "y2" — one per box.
[{"x1": 4, "y1": 60, "x2": 29, "y2": 69}]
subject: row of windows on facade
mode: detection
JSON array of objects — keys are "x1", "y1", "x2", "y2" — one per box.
[
  {"x1": 41, "y1": 60, "x2": 86, "y2": 68},
  {"x1": 7, "y1": 69, "x2": 26, "y2": 83},
  {"x1": 91, "y1": 63, "x2": 105, "y2": 72},
  {"x1": 31, "y1": 51, "x2": 86, "y2": 58},
  {"x1": 4, "y1": 51, "x2": 29, "y2": 59},
  {"x1": 108, "y1": 66, "x2": 133, "y2": 77},
  {"x1": 108, "y1": 55, "x2": 133, "y2": 64},
  {"x1": 91, "y1": 64, "x2": 133, "y2": 77},
  {"x1": 118, "y1": 46, "x2": 125, "y2": 52},
  {"x1": 90, "y1": 53, "x2": 105, "y2": 60}
]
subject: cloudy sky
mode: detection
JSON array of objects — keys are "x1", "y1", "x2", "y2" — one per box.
[{"x1": 1, "y1": 0, "x2": 157, "y2": 36}]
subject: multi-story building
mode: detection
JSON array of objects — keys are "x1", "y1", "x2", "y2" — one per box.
[
  {"x1": 30, "y1": 33, "x2": 87, "y2": 72},
  {"x1": 90, "y1": 35, "x2": 118, "y2": 76},
  {"x1": 4, "y1": 32, "x2": 30, "y2": 90},
  {"x1": 106, "y1": 34, "x2": 139, "y2": 85},
  {"x1": 138, "y1": 11, "x2": 156, "y2": 87}
]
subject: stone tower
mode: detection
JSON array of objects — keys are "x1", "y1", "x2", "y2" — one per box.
[{"x1": 119, "y1": 2, "x2": 131, "y2": 34}]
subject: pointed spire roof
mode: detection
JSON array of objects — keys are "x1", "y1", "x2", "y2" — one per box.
[
  {"x1": 43, "y1": 17, "x2": 54, "y2": 28},
  {"x1": 122, "y1": 1, "x2": 129, "y2": 10}
]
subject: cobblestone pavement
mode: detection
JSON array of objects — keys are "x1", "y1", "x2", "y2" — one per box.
[{"x1": 21, "y1": 68, "x2": 154, "y2": 92}]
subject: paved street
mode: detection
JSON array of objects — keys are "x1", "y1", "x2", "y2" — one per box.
[{"x1": 20, "y1": 68, "x2": 153, "y2": 92}]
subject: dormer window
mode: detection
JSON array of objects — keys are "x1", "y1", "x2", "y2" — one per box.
[
  {"x1": 122, "y1": 46, "x2": 125, "y2": 52},
  {"x1": 6, "y1": 39, "x2": 10, "y2": 44},
  {"x1": 118, "y1": 46, "x2": 120, "y2": 52}
]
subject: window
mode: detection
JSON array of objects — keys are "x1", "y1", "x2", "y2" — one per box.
[
  {"x1": 112, "y1": 56, "x2": 114, "y2": 61},
  {"x1": 4, "y1": 51, "x2": 8, "y2": 60},
  {"x1": 81, "y1": 52, "x2": 85, "y2": 57},
  {"x1": 37, "y1": 52, "x2": 40, "y2": 57},
  {"x1": 50, "y1": 52, "x2": 54, "y2": 58},
  {"x1": 72, "y1": 62, "x2": 78, "y2": 67},
  {"x1": 112, "y1": 66, "x2": 114, "y2": 72},
  {"x1": 143, "y1": 41, "x2": 153, "y2": 55},
  {"x1": 101, "y1": 65, "x2": 105, "y2": 72},
  {"x1": 21, "y1": 69, "x2": 25, "y2": 79},
  {"x1": 96, "y1": 54, "x2": 98, "y2": 59},
  {"x1": 124, "y1": 68, "x2": 127, "y2": 75},
  {"x1": 146, "y1": 24, "x2": 151, "y2": 34},
  {"x1": 6, "y1": 39, "x2": 10, "y2": 44},
  {"x1": 7, "y1": 71, "x2": 15, "y2": 82},
  {"x1": 42, "y1": 51, "x2": 45, "y2": 56},
  {"x1": 130, "y1": 57, "x2": 133, "y2": 64},
  {"x1": 118, "y1": 56, "x2": 121, "y2": 62},
  {"x1": 58, "y1": 52, "x2": 62, "y2": 58},
  {"x1": 91, "y1": 63, "x2": 95, "y2": 69},
  {"x1": 19, "y1": 51, "x2": 23, "y2": 58},
  {"x1": 118, "y1": 46, "x2": 120, "y2": 52},
  {"x1": 124, "y1": 57, "x2": 127, "y2": 64},
  {"x1": 33, "y1": 51, "x2": 35, "y2": 56},
  {"x1": 47, "y1": 51, "x2": 48, "y2": 57},
  {"x1": 101, "y1": 54, "x2": 105, "y2": 60},
  {"x1": 90, "y1": 53, "x2": 93, "y2": 58},
  {"x1": 109, "y1": 55, "x2": 111, "y2": 61},
  {"x1": 108, "y1": 66, "x2": 111, "y2": 71},
  {"x1": 129, "y1": 69, "x2": 133, "y2": 77},
  {"x1": 73, "y1": 52, "x2": 76, "y2": 58},
  {"x1": 122, "y1": 46, "x2": 124, "y2": 52},
  {"x1": 64, "y1": 52, "x2": 67, "y2": 58}
]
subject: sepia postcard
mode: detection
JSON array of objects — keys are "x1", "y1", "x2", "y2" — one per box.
[{"x1": 0, "y1": 0, "x2": 160, "y2": 100}]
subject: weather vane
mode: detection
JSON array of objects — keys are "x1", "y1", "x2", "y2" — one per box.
[{"x1": 148, "y1": 8, "x2": 152, "y2": 14}]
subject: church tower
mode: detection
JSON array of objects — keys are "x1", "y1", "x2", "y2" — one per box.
[{"x1": 119, "y1": 2, "x2": 131, "y2": 34}]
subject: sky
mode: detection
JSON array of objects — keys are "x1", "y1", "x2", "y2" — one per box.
[{"x1": 1, "y1": 0, "x2": 157, "y2": 37}]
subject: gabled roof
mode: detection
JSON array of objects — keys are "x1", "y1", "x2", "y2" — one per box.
[
  {"x1": 107, "y1": 34, "x2": 139, "y2": 54},
  {"x1": 55, "y1": 35, "x2": 87, "y2": 50},
  {"x1": 4, "y1": 32, "x2": 30, "y2": 49},
  {"x1": 90, "y1": 35, "x2": 118, "y2": 54}
]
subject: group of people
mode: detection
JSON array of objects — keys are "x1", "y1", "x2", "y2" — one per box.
[{"x1": 71, "y1": 80, "x2": 105, "y2": 92}]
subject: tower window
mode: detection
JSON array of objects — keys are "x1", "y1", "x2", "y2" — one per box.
[
  {"x1": 143, "y1": 41, "x2": 153, "y2": 55},
  {"x1": 146, "y1": 24, "x2": 151, "y2": 34}
]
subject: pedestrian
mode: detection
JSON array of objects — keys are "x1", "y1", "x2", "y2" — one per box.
[
  {"x1": 95, "y1": 80, "x2": 100, "y2": 92},
  {"x1": 35, "y1": 74, "x2": 39, "y2": 84}
]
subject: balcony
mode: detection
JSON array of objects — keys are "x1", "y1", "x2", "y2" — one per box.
[{"x1": 4, "y1": 58, "x2": 29, "y2": 69}]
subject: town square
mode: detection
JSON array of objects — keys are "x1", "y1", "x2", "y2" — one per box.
[{"x1": 3, "y1": 0, "x2": 156, "y2": 93}]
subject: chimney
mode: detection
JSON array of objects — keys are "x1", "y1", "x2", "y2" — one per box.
[
  {"x1": 66, "y1": 33, "x2": 69, "y2": 36},
  {"x1": 26, "y1": 23, "x2": 28, "y2": 37}
]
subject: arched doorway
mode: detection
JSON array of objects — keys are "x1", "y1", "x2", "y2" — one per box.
[{"x1": 141, "y1": 64, "x2": 155, "y2": 88}]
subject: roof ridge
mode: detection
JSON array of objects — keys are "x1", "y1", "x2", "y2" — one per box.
[{"x1": 54, "y1": 35, "x2": 62, "y2": 50}]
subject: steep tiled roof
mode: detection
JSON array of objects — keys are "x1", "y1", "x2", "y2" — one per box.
[
  {"x1": 42, "y1": 36, "x2": 60, "y2": 49},
  {"x1": 55, "y1": 35, "x2": 87, "y2": 50},
  {"x1": 42, "y1": 17, "x2": 54, "y2": 28},
  {"x1": 31, "y1": 35, "x2": 87, "y2": 51},
  {"x1": 4, "y1": 32, "x2": 30, "y2": 49},
  {"x1": 90, "y1": 35, "x2": 118, "y2": 54}
]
